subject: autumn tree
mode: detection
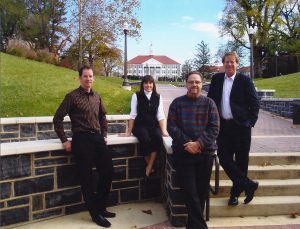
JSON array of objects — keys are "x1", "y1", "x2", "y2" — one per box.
[
  {"x1": 219, "y1": 0, "x2": 299, "y2": 77},
  {"x1": 69, "y1": 0, "x2": 141, "y2": 68}
]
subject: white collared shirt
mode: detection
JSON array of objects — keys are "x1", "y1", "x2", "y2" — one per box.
[
  {"x1": 129, "y1": 90, "x2": 166, "y2": 121},
  {"x1": 221, "y1": 73, "x2": 236, "y2": 119}
]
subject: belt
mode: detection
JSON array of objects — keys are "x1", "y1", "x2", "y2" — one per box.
[
  {"x1": 221, "y1": 118, "x2": 234, "y2": 123},
  {"x1": 76, "y1": 130, "x2": 100, "y2": 134}
]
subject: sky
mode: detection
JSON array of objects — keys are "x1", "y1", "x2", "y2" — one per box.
[{"x1": 124, "y1": 0, "x2": 228, "y2": 65}]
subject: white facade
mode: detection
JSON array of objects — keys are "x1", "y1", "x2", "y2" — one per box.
[{"x1": 127, "y1": 58, "x2": 181, "y2": 81}]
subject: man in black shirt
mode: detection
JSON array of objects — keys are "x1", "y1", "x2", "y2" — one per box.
[{"x1": 53, "y1": 66, "x2": 114, "y2": 228}]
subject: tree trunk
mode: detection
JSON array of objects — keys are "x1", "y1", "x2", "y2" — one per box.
[{"x1": 253, "y1": 45, "x2": 263, "y2": 78}]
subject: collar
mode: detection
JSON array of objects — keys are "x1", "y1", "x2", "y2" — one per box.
[
  {"x1": 225, "y1": 72, "x2": 236, "y2": 81},
  {"x1": 144, "y1": 90, "x2": 152, "y2": 96},
  {"x1": 78, "y1": 86, "x2": 94, "y2": 95}
]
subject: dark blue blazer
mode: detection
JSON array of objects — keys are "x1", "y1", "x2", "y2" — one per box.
[{"x1": 207, "y1": 72, "x2": 260, "y2": 127}]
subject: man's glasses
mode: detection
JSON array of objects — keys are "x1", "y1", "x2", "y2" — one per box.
[{"x1": 187, "y1": 80, "x2": 202, "y2": 85}]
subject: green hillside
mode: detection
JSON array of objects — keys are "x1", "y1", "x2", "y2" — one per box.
[
  {"x1": 0, "y1": 52, "x2": 132, "y2": 117},
  {"x1": 254, "y1": 72, "x2": 300, "y2": 98}
]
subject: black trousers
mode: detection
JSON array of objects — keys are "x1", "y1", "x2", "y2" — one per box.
[
  {"x1": 175, "y1": 153, "x2": 214, "y2": 229},
  {"x1": 72, "y1": 132, "x2": 113, "y2": 217},
  {"x1": 217, "y1": 119, "x2": 252, "y2": 196},
  {"x1": 132, "y1": 125, "x2": 163, "y2": 156}
]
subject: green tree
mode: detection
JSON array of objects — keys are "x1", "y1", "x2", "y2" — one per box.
[
  {"x1": 217, "y1": 40, "x2": 247, "y2": 66},
  {"x1": 219, "y1": 0, "x2": 286, "y2": 77},
  {"x1": 0, "y1": 0, "x2": 27, "y2": 49},
  {"x1": 181, "y1": 59, "x2": 193, "y2": 80},
  {"x1": 193, "y1": 40, "x2": 212, "y2": 78},
  {"x1": 22, "y1": 0, "x2": 68, "y2": 53}
]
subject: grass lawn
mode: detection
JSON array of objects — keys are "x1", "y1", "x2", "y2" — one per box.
[
  {"x1": 254, "y1": 72, "x2": 300, "y2": 98},
  {"x1": 0, "y1": 52, "x2": 133, "y2": 117}
]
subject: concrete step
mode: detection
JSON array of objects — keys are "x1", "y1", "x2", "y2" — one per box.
[
  {"x1": 211, "y1": 164, "x2": 300, "y2": 180},
  {"x1": 210, "y1": 179, "x2": 300, "y2": 197},
  {"x1": 210, "y1": 196, "x2": 300, "y2": 217},
  {"x1": 208, "y1": 215, "x2": 300, "y2": 227},
  {"x1": 248, "y1": 152, "x2": 300, "y2": 166}
]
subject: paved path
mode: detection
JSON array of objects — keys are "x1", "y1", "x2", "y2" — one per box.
[{"x1": 157, "y1": 84, "x2": 300, "y2": 153}]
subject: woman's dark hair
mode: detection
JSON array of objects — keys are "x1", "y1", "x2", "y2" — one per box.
[{"x1": 139, "y1": 75, "x2": 157, "y2": 94}]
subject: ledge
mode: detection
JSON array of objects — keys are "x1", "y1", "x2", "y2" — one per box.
[
  {"x1": 163, "y1": 136, "x2": 173, "y2": 154},
  {"x1": 0, "y1": 115, "x2": 131, "y2": 125},
  {"x1": 0, "y1": 135, "x2": 138, "y2": 157}
]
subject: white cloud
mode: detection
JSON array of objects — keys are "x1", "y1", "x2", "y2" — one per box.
[
  {"x1": 181, "y1": 16, "x2": 193, "y2": 22},
  {"x1": 190, "y1": 22, "x2": 219, "y2": 36}
]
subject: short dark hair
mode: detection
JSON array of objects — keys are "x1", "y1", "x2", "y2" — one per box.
[
  {"x1": 222, "y1": 51, "x2": 239, "y2": 64},
  {"x1": 185, "y1": 71, "x2": 203, "y2": 82},
  {"x1": 79, "y1": 65, "x2": 92, "y2": 77},
  {"x1": 140, "y1": 75, "x2": 157, "y2": 94}
]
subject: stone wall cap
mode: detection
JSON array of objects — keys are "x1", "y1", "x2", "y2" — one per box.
[
  {"x1": 257, "y1": 89, "x2": 276, "y2": 92},
  {"x1": 0, "y1": 135, "x2": 138, "y2": 157},
  {"x1": 0, "y1": 115, "x2": 131, "y2": 125},
  {"x1": 163, "y1": 136, "x2": 173, "y2": 154}
]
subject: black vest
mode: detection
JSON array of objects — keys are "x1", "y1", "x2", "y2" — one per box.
[{"x1": 134, "y1": 91, "x2": 160, "y2": 127}]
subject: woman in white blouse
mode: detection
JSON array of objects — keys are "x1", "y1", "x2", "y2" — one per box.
[{"x1": 120, "y1": 75, "x2": 168, "y2": 177}]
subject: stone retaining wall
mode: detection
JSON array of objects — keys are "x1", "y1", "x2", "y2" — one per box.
[
  {"x1": 0, "y1": 116, "x2": 164, "y2": 228},
  {"x1": 0, "y1": 116, "x2": 128, "y2": 143},
  {"x1": 260, "y1": 98, "x2": 299, "y2": 119}
]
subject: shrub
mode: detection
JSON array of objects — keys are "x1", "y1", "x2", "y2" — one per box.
[{"x1": 37, "y1": 49, "x2": 58, "y2": 64}]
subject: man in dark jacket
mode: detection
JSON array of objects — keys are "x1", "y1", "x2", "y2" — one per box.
[{"x1": 207, "y1": 51, "x2": 260, "y2": 206}]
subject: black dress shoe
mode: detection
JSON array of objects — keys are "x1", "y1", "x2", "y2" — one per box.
[
  {"x1": 244, "y1": 181, "x2": 259, "y2": 204},
  {"x1": 92, "y1": 215, "x2": 111, "y2": 228},
  {"x1": 101, "y1": 210, "x2": 116, "y2": 218},
  {"x1": 228, "y1": 196, "x2": 239, "y2": 206}
]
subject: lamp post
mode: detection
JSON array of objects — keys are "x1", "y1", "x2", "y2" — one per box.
[
  {"x1": 122, "y1": 22, "x2": 131, "y2": 90},
  {"x1": 275, "y1": 51, "x2": 278, "y2": 76},
  {"x1": 249, "y1": 26, "x2": 255, "y2": 79}
]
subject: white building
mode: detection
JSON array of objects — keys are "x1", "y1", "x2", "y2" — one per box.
[{"x1": 126, "y1": 45, "x2": 180, "y2": 81}]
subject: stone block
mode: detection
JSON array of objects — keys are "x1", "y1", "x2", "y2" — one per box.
[
  {"x1": 107, "y1": 190, "x2": 119, "y2": 207},
  {"x1": 14, "y1": 175, "x2": 54, "y2": 196},
  {"x1": 120, "y1": 188, "x2": 139, "y2": 202},
  {"x1": 113, "y1": 166, "x2": 127, "y2": 181},
  {"x1": 0, "y1": 207, "x2": 29, "y2": 226},
  {"x1": 112, "y1": 180, "x2": 139, "y2": 190},
  {"x1": 34, "y1": 158, "x2": 68, "y2": 167},
  {"x1": 109, "y1": 144, "x2": 135, "y2": 158},
  {"x1": 0, "y1": 182, "x2": 11, "y2": 199},
  {"x1": 170, "y1": 205, "x2": 187, "y2": 215},
  {"x1": 45, "y1": 187, "x2": 82, "y2": 208},
  {"x1": 37, "y1": 123, "x2": 52, "y2": 131},
  {"x1": 141, "y1": 177, "x2": 161, "y2": 199},
  {"x1": 7, "y1": 197, "x2": 29, "y2": 207},
  {"x1": 33, "y1": 208, "x2": 62, "y2": 220},
  {"x1": 108, "y1": 124, "x2": 126, "y2": 133},
  {"x1": 0, "y1": 133, "x2": 18, "y2": 139},
  {"x1": 20, "y1": 124, "x2": 36, "y2": 137},
  {"x1": 34, "y1": 152, "x2": 50, "y2": 158},
  {"x1": 32, "y1": 194, "x2": 43, "y2": 211},
  {"x1": 35, "y1": 167, "x2": 54, "y2": 175},
  {"x1": 128, "y1": 157, "x2": 145, "y2": 179},
  {"x1": 51, "y1": 150, "x2": 70, "y2": 156},
  {"x1": 0, "y1": 202, "x2": 4, "y2": 208},
  {"x1": 112, "y1": 159, "x2": 126, "y2": 166},
  {"x1": 57, "y1": 165, "x2": 80, "y2": 188},
  {"x1": 65, "y1": 203, "x2": 86, "y2": 215},
  {"x1": 170, "y1": 214, "x2": 186, "y2": 227},
  {"x1": 37, "y1": 132, "x2": 58, "y2": 140},
  {"x1": 0, "y1": 155, "x2": 31, "y2": 180},
  {"x1": 3, "y1": 124, "x2": 19, "y2": 132},
  {"x1": 63, "y1": 122, "x2": 72, "y2": 130}
]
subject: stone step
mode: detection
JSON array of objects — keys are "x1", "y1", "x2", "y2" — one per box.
[
  {"x1": 248, "y1": 152, "x2": 300, "y2": 166},
  {"x1": 210, "y1": 179, "x2": 300, "y2": 197},
  {"x1": 208, "y1": 215, "x2": 300, "y2": 227},
  {"x1": 211, "y1": 164, "x2": 300, "y2": 180},
  {"x1": 210, "y1": 196, "x2": 300, "y2": 217}
]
